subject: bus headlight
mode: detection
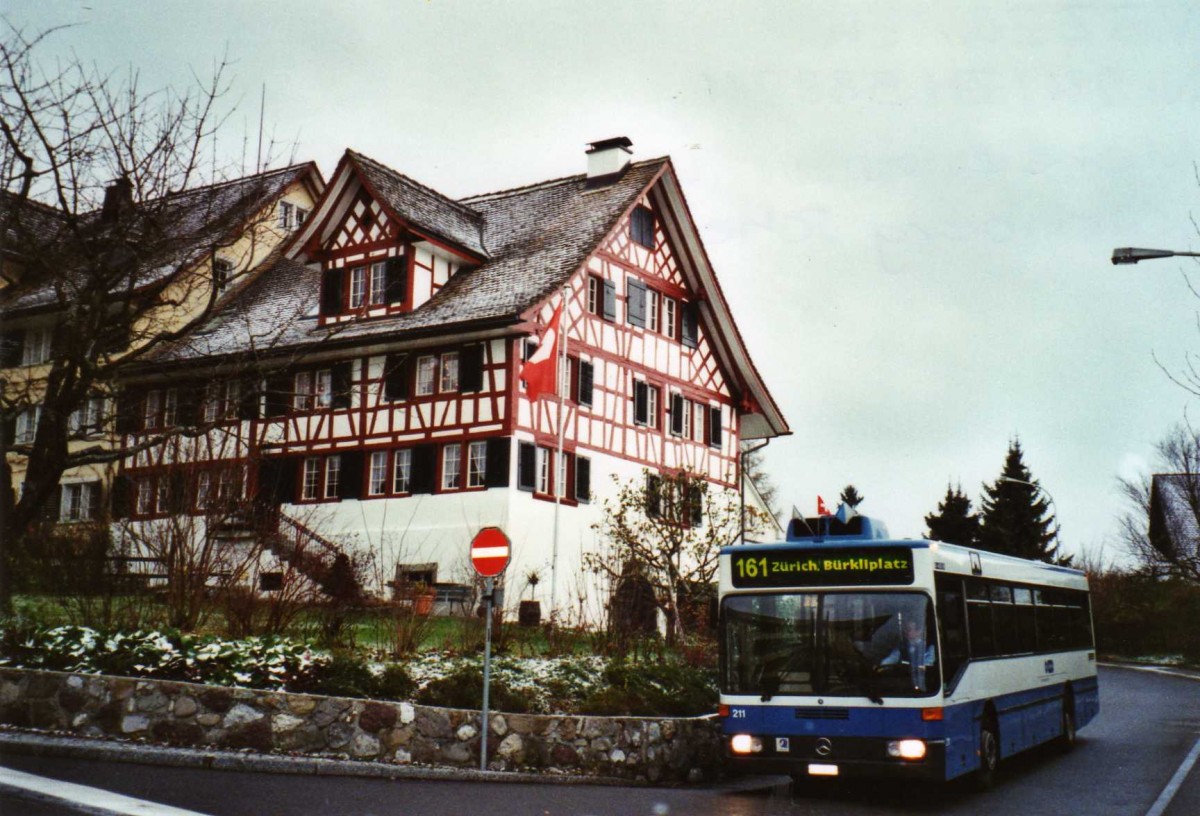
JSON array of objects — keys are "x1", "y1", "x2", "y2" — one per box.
[
  {"x1": 730, "y1": 734, "x2": 763, "y2": 754},
  {"x1": 887, "y1": 739, "x2": 927, "y2": 760}
]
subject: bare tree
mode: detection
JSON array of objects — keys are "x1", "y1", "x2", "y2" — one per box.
[
  {"x1": 587, "y1": 469, "x2": 772, "y2": 646},
  {"x1": 0, "y1": 24, "x2": 307, "y2": 612},
  {"x1": 1119, "y1": 422, "x2": 1200, "y2": 582}
]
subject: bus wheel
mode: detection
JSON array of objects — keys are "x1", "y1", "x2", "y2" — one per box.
[
  {"x1": 1058, "y1": 695, "x2": 1077, "y2": 752},
  {"x1": 975, "y1": 718, "x2": 1000, "y2": 791}
]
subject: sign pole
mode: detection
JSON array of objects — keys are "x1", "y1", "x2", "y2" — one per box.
[{"x1": 480, "y1": 575, "x2": 493, "y2": 772}]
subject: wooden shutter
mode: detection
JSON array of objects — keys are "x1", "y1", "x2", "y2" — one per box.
[
  {"x1": 627, "y1": 279, "x2": 646, "y2": 327},
  {"x1": 633, "y1": 380, "x2": 649, "y2": 426},
  {"x1": 0, "y1": 331, "x2": 23, "y2": 367},
  {"x1": 410, "y1": 444, "x2": 436, "y2": 494},
  {"x1": 110, "y1": 475, "x2": 133, "y2": 519},
  {"x1": 385, "y1": 255, "x2": 408, "y2": 304},
  {"x1": 338, "y1": 450, "x2": 364, "y2": 499},
  {"x1": 115, "y1": 389, "x2": 141, "y2": 434},
  {"x1": 669, "y1": 393, "x2": 685, "y2": 436},
  {"x1": 632, "y1": 206, "x2": 656, "y2": 248},
  {"x1": 331, "y1": 362, "x2": 353, "y2": 409},
  {"x1": 575, "y1": 456, "x2": 591, "y2": 503},
  {"x1": 460, "y1": 344, "x2": 485, "y2": 393},
  {"x1": 238, "y1": 376, "x2": 261, "y2": 420},
  {"x1": 681, "y1": 301, "x2": 699, "y2": 348},
  {"x1": 264, "y1": 373, "x2": 292, "y2": 417},
  {"x1": 320, "y1": 268, "x2": 345, "y2": 316},
  {"x1": 41, "y1": 484, "x2": 61, "y2": 522},
  {"x1": 168, "y1": 471, "x2": 187, "y2": 514},
  {"x1": 602, "y1": 280, "x2": 617, "y2": 321},
  {"x1": 708, "y1": 405, "x2": 722, "y2": 448},
  {"x1": 384, "y1": 354, "x2": 409, "y2": 401},
  {"x1": 257, "y1": 457, "x2": 296, "y2": 505},
  {"x1": 517, "y1": 441, "x2": 537, "y2": 491},
  {"x1": 578, "y1": 360, "x2": 594, "y2": 407},
  {"x1": 485, "y1": 437, "x2": 510, "y2": 488}
]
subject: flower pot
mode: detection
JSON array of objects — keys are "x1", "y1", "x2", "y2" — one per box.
[
  {"x1": 518, "y1": 599, "x2": 541, "y2": 627},
  {"x1": 414, "y1": 590, "x2": 435, "y2": 616}
]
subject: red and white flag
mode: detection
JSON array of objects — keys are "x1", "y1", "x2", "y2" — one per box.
[
  {"x1": 521, "y1": 302, "x2": 563, "y2": 402},
  {"x1": 817, "y1": 496, "x2": 831, "y2": 517}
]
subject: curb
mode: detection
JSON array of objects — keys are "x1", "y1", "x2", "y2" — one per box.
[{"x1": 0, "y1": 729, "x2": 788, "y2": 795}]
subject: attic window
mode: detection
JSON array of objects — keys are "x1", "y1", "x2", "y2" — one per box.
[
  {"x1": 631, "y1": 206, "x2": 656, "y2": 249},
  {"x1": 213, "y1": 258, "x2": 233, "y2": 294},
  {"x1": 279, "y1": 201, "x2": 308, "y2": 231}
]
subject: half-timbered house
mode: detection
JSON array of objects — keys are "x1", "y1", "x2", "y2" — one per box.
[{"x1": 124, "y1": 138, "x2": 788, "y2": 622}]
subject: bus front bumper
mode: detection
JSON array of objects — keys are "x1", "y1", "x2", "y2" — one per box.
[{"x1": 724, "y1": 736, "x2": 947, "y2": 781}]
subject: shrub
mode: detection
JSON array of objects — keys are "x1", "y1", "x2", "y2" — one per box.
[
  {"x1": 290, "y1": 654, "x2": 378, "y2": 698},
  {"x1": 578, "y1": 660, "x2": 717, "y2": 716},
  {"x1": 415, "y1": 664, "x2": 531, "y2": 713}
]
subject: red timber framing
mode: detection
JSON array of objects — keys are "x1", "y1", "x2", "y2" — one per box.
[{"x1": 516, "y1": 187, "x2": 739, "y2": 489}]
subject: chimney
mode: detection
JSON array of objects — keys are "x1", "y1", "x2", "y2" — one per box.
[
  {"x1": 101, "y1": 176, "x2": 134, "y2": 222},
  {"x1": 585, "y1": 137, "x2": 633, "y2": 188}
]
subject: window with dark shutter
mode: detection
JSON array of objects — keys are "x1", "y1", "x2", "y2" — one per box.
[
  {"x1": 410, "y1": 444, "x2": 436, "y2": 494},
  {"x1": 115, "y1": 390, "x2": 140, "y2": 434},
  {"x1": 256, "y1": 457, "x2": 294, "y2": 506},
  {"x1": 168, "y1": 472, "x2": 187, "y2": 514},
  {"x1": 460, "y1": 345, "x2": 485, "y2": 393},
  {"x1": 680, "y1": 301, "x2": 699, "y2": 348},
  {"x1": 320, "y1": 268, "x2": 345, "y2": 316},
  {"x1": 708, "y1": 405, "x2": 722, "y2": 448},
  {"x1": 331, "y1": 362, "x2": 353, "y2": 409},
  {"x1": 238, "y1": 376, "x2": 261, "y2": 420},
  {"x1": 264, "y1": 373, "x2": 292, "y2": 417},
  {"x1": 338, "y1": 451, "x2": 364, "y2": 499},
  {"x1": 669, "y1": 392, "x2": 685, "y2": 436},
  {"x1": 385, "y1": 255, "x2": 407, "y2": 305},
  {"x1": 575, "y1": 456, "x2": 591, "y2": 503},
  {"x1": 578, "y1": 360, "x2": 594, "y2": 407},
  {"x1": 0, "y1": 330, "x2": 24, "y2": 367},
  {"x1": 517, "y1": 441, "x2": 537, "y2": 491},
  {"x1": 633, "y1": 380, "x2": 649, "y2": 426},
  {"x1": 626, "y1": 278, "x2": 646, "y2": 327},
  {"x1": 384, "y1": 354, "x2": 409, "y2": 401},
  {"x1": 111, "y1": 474, "x2": 134, "y2": 519},
  {"x1": 645, "y1": 473, "x2": 663, "y2": 518},
  {"x1": 602, "y1": 280, "x2": 617, "y2": 322},
  {"x1": 631, "y1": 206, "x2": 656, "y2": 249},
  {"x1": 485, "y1": 437, "x2": 511, "y2": 488}
]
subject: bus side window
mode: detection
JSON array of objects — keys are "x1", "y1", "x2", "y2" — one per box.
[
  {"x1": 966, "y1": 579, "x2": 997, "y2": 659},
  {"x1": 935, "y1": 576, "x2": 968, "y2": 685}
]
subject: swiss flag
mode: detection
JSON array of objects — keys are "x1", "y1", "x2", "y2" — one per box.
[
  {"x1": 817, "y1": 496, "x2": 831, "y2": 517},
  {"x1": 521, "y1": 302, "x2": 563, "y2": 402}
]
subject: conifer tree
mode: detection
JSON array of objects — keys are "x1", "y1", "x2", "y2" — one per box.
[
  {"x1": 924, "y1": 483, "x2": 980, "y2": 546},
  {"x1": 978, "y1": 440, "x2": 1062, "y2": 563},
  {"x1": 839, "y1": 484, "x2": 865, "y2": 509}
]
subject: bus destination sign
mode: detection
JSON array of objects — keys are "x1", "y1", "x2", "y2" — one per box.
[{"x1": 730, "y1": 547, "x2": 915, "y2": 588}]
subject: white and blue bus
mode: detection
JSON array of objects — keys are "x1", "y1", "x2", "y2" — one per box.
[{"x1": 718, "y1": 516, "x2": 1098, "y2": 785}]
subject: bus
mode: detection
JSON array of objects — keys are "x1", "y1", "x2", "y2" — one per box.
[{"x1": 718, "y1": 516, "x2": 1098, "y2": 786}]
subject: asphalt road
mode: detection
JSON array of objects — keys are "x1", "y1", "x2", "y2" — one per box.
[{"x1": 1, "y1": 665, "x2": 1197, "y2": 816}]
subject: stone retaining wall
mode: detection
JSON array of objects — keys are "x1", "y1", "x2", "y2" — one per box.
[{"x1": 0, "y1": 668, "x2": 721, "y2": 784}]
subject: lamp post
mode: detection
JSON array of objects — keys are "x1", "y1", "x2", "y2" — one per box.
[
  {"x1": 997, "y1": 476, "x2": 1060, "y2": 540},
  {"x1": 1111, "y1": 247, "x2": 1200, "y2": 265}
]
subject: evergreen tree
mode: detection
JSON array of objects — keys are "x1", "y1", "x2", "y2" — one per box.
[
  {"x1": 924, "y1": 483, "x2": 981, "y2": 546},
  {"x1": 840, "y1": 484, "x2": 865, "y2": 509},
  {"x1": 978, "y1": 440, "x2": 1061, "y2": 563}
]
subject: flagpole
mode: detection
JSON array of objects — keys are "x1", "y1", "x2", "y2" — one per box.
[{"x1": 549, "y1": 285, "x2": 568, "y2": 628}]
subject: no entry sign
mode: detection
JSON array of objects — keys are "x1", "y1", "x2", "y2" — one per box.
[{"x1": 471, "y1": 527, "x2": 511, "y2": 578}]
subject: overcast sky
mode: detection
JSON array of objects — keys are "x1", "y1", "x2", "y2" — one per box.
[{"x1": 12, "y1": 1, "x2": 1200, "y2": 563}]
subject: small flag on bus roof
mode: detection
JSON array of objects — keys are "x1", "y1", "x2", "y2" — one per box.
[{"x1": 817, "y1": 496, "x2": 831, "y2": 516}]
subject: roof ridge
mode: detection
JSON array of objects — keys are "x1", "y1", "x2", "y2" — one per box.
[
  {"x1": 461, "y1": 156, "x2": 669, "y2": 204},
  {"x1": 160, "y1": 163, "x2": 312, "y2": 201},
  {"x1": 345, "y1": 149, "x2": 482, "y2": 220}
]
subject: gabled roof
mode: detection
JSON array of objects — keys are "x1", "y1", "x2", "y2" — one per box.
[
  {"x1": 0, "y1": 163, "x2": 323, "y2": 314},
  {"x1": 147, "y1": 150, "x2": 789, "y2": 440}
]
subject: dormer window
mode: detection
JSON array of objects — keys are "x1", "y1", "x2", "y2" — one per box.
[
  {"x1": 319, "y1": 256, "x2": 407, "y2": 318},
  {"x1": 279, "y1": 201, "x2": 309, "y2": 231},
  {"x1": 213, "y1": 258, "x2": 233, "y2": 295}
]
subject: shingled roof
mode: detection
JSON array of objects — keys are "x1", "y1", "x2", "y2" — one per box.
[
  {"x1": 150, "y1": 157, "x2": 669, "y2": 361},
  {"x1": 1150, "y1": 473, "x2": 1200, "y2": 554},
  {"x1": 1, "y1": 163, "x2": 319, "y2": 313}
]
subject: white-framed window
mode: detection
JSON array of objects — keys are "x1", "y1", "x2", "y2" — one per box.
[
  {"x1": 70, "y1": 395, "x2": 107, "y2": 437},
  {"x1": 223, "y1": 380, "x2": 241, "y2": 419},
  {"x1": 369, "y1": 262, "x2": 387, "y2": 307},
  {"x1": 680, "y1": 395, "x2": 693, "y2": 438},
  {"x1": 442, "y1": 443, "x2": 462, "y2": 490},
  {"x1": 369, "y1": 451, "x2": 388, "y2": 496},
  {"x1": 324, "y1": 455, "x2": 342, "y2": 499},
  {"x1": 163, "y1": 389, "x2": 178, "y2": 427},
  {"x1": 349, "y1": 266, "x2": 367, "y2": 309},
  {"x1": 315, "y1": 369, "x2": 333, "y2": 409},
  {"x1": 203, "y1": 381, "x2": 221, "y2": 423},
  {"x1": 646, "y1": 386, "x2": 660, "y2": 430},
  {"x1": 537, "y1": 446, "x2": 552, "y2": 494},
  {"x1": 143, "y1": 390, "x2": 162, "y2": 430},
  {"x1": 15, "y1": 405, "x2": 41, "y2": 444},
  {"x1": 587, "y1": 276, "x2": 602, "y2": 315},
  {"x1": 136, "y1": 477, "x2": 154, "y2": 515},
  {"x1": 663, "y1": 297, "x2": 677, "y2": 340},
  {"x1": 558, "y1": 452, "x2": 568, "y2": 497},
  {"x1": 393, "y1": 448, "x2": 412, "y2": 493},
  {"x1": 294, "y1": 371, "x2": 314, "y2": 411},
  {"x1": 439, "y1": 352, "x2": 459, "y2": 392},
  {"x1": 416, "y1": 356, "x2": 436, "y2": 396},
  {"x1": 217, "y1": 469, "x2": 237, "y2": 503},
  {"x1": 467, "y1": 440, "x2": 487, "y2": 488},
  {"x1": 279, "y1": 201, "x2": 309, "y2": 231},
  {"x1": 60, "y1": 482, "x2": 98, "y2": 522},
  {"x1": 155, "y1": 478, "x2": 171, "y2": 514},
  {"x1": 196, "y1": 471, "x2": 212, "y2": 510},
  {"x1": 302, "y1": 457, "x2": 321, "y2": 500},
  {"x1": 21, "y1": 327, "x2": 53, "y2": 366}
]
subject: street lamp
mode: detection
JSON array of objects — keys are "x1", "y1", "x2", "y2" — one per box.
[
  {"x1": 1111, "y1": 247, "x2": 1200, "y2": 265},
  {"x1": 997, "y1": 476, "x2": 1060, "y2": 539}
]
